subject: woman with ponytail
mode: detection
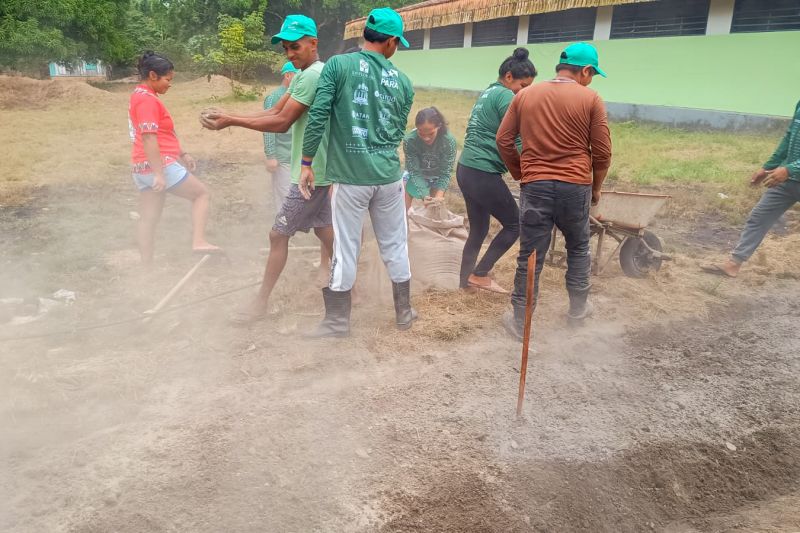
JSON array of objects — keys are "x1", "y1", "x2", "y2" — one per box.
[
  {"x1": 457, "y1": 47, "x2": 536, "y2": 293},
  {"x1": 402, "y1": 106, "x2": 457, "y2": 210},
  {"x1": 128, "y1": 51, "x2": 219, "y2": 266}
]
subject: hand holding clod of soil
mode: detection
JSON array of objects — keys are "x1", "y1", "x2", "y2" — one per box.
[{"x1": 199, "y1": 107, "x2": 226, "y2": 130}]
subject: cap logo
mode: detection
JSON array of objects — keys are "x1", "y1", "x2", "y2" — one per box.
[
  {"x1": 369, "y1": 15, "x2": 376, "y2": 23},
  {"x1": 561, "y1": 52, "x2": 568, "y2": 59}
]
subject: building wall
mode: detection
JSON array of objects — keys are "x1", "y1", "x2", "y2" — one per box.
[{"x1": 391, "y1": 31, "x2": 800, "y2": 117}]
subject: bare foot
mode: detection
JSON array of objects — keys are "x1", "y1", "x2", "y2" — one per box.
[
  {"x1": 192, "y1": 241, "x2": 222, "y2": 254},
  {"x1": 467, "y1": 274, "x2": 509, "y2": 294},
  {"x1": 700, "y1": 258, "x2": 741, "y2": 278},
  {"x1": 229, "y1": 296, "x2": 269, "y2": 325}
]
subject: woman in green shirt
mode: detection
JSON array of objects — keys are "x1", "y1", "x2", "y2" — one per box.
[
  {"x1": 402, "y1": 107, "x2": 458, "y2": 210},
  {"x1": 458, "y1": 47, "x2": 536, "y2": 293}
]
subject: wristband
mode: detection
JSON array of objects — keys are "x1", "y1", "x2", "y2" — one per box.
[{"x1": 301, "y1": 159, "x2": 312, "y2": 167}]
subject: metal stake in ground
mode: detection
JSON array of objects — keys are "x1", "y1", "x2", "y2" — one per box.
[
  {"x1": 142, "y1": 254, "x2": 211, "y2": 323},
  {"x1": 516, "y1": 250, "x2": 537, "y2": 418}
]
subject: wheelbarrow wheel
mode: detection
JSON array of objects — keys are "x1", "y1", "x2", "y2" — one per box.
[{"x1": 619, "y1": 230, "x2": 663, "y2": 278}]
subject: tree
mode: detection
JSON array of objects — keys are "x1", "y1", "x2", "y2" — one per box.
[
  {"x1": 0, "y1": 0, "x2": 135, "y2": 72},
  {"x1": 193, "y1": 11, "x2": 283, "y2": 95}
]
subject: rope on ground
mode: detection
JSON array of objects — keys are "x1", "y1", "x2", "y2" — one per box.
[{"x1": 0, "y1": 281, "x2": 262, "y2": 344}]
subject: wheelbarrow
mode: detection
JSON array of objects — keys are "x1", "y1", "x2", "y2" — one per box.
[{"x1": 547, "y1": 191, "x2": 672, "y2": 278}]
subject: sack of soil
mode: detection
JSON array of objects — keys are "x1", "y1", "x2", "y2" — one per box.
[{"x1": 407, "y1": 198, "x2": 467, "y2": 291}]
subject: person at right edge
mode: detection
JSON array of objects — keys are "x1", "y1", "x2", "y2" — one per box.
[
  {"x1": 702, "y1": 99, "x2": 800, "y2": 278},
  {"x1": 299, "y1": 7, "x2": 415, "y2": 338},
  {"x1": 496, "y1": 42, "x2": 612, "y2": 339}
]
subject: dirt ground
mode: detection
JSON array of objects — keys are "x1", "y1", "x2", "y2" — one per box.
[{"x1": 1, "y1": 77, "x2": 800, "y2": 532}]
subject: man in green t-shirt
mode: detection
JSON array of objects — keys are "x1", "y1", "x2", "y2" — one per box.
[
  {"x1": 200, "y1": 14, "x2": 332, "y2": 324},
  {"x1": 264, "y1": 61, "x2": 298, "y2": 209},
  {"x1": 298, "y1": 7, "x2": 415, "y2": 338}
]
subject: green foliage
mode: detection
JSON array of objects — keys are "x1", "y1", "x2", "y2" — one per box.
[
  {"x1": 231, "y1": 84, "x2": 263, "y2": 100},
  {"x1": 193, "y1": 12, "x2": 282, "y2": 85},
  {"x1": 0, "y1": 0, "x2": 418, "y2": 75},
  {"x1": 0, "y1": 0, "x2": 133, "y2": 71}
]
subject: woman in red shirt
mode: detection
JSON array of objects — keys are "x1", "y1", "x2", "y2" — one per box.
[{"x1": 129, "y1": 51, "x2": 219, "y2": 266}]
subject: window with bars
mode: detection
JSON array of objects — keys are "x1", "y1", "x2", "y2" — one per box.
[
  {"x1": 401, "y1": 29, "x2": 425, "y2": 50},
  {"x1": 732, "y1": 0, "x2": 800, "y2": 33},
  {"x1": 528, "y1": 8, "x2": 597, "y2": 43},
  {"x1": 610, "y1": 0, "x2": 710, "y2": 39},
  {"x1": 430, "y1": 24, "x2": 465, "y2": 49},
  {"x1": 472, "y1": 16, "x2": 519, "y2": 47}
]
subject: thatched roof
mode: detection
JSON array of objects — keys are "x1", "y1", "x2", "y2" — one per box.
[{"x1": 344, "y1": 0, "x2": 656, "y2": 39}]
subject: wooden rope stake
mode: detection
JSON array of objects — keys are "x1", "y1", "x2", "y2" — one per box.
[
  {"x1": 142, "y1": 254, "x2": 211, "y2": 323},
  {"x1": 516, "y1": 249, "x2": 537, "y2": 418}
]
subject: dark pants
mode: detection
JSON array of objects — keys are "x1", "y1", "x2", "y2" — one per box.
[
  {"x1": 732, "y1": 180, "x2": 800, "y2": 263},
  {"x1": 457, "y1": 164, "x2": 520, "y2": 287},
  {"x1": 512, "y1": 180, "x2": 592, "y2": 308}
]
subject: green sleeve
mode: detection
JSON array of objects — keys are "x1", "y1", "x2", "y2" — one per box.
[
  {"x1": 496, "y1": 89, "x2": 513, "y2": 120},
  {"x1": 302, "y1": 59, "x2": 338, "y2": 159},
  {"x1": 765, "y1": 101, "x2": 800, "y2": 171},
  {"x1": 495, "y1": 89, "x2": 521, "y2": 152},
  {"x1": 403, "y1": 135, "x2": 424, "y2": 181},
  {"x1": 788, "y1": 160, "x2": 800, "y2": 180},
  {"x1": 764, "y1": 130, "x2": 790, "y2": 170},
  {"x1": 434, "y1": 134, "x2": 457, "y2": 191},
  {"x1": 263, "y1": 92, "x2": 277, "y2": 158},
  {"x1": 397, "y1": 82, "x2": 415, "y2": 145}
]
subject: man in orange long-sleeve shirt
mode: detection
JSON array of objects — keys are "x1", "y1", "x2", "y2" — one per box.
[{"x1": 496, "y1": 42, "x2": 612, "y2": 339}]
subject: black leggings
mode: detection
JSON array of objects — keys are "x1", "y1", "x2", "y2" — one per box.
[{"x1": 457, "y1": 163, "x2": 520, "y2": 287}]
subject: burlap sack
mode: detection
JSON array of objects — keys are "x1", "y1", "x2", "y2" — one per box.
[{"x1": 407, "y1": 199, "x2": 467, "y2": 290}]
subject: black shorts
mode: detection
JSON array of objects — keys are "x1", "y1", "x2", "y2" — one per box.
[{"x1": 272, "y1": 184, "x2": 332, "y2": 237}]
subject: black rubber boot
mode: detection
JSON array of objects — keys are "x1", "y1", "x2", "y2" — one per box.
[
  {"x1": 567, "y1": 287, "x2": 593, "y2": 326},
  {"x1": 392, "y1": 280, "x2": 418, "y2": 330},
  {"x1": 502, "y1": 304, "x2": 527, "y2": 342},
  {"x1": 307, "y1": 288, "x2": 351, "y2": 338}
]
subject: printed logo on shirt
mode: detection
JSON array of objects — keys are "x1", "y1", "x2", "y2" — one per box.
[
  {"x1": 374, "y1": 90, "x2": 396, "y2": 103},
  {"x1": 378, "y1": 109, "x2": 391, "y2": 126},
  {"x1": 351, "y1": 110, "x2": 369, "y2": 121},
  {"x1": 380, "y1": 67, "x2": 399, "y2": 89},
  {"x1": 352, "y1": 126, "x2": 369, "y2": 139},
  {"x1": 353, "y1": 83, "x2": 369, "y2": 106},
  {"x1": 359, "y1": 60, "x2": 369, "y2": 74}
]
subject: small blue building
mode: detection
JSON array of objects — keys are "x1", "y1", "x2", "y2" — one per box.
[{"x1": 48, "y1": 61, "x2": 108, "y2": 79}]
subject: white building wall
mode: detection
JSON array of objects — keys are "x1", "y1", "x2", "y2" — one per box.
[
  {"x1": 463, "y1": 22, "x2": 473, "y2": 48},
  {"x1": 423, "y1": 28, "x2": 431, "y2": 50}
]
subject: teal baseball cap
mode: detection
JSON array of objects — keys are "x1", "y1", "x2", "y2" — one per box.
[
  {"x1": 365, "y1": 7, "x2": 409, "y2": 48},
  {"x1": 280, "y1": 61, "x2": 299, "y2": 75},
  {"x1": 271, "y1": 14, "x2": 317, "y2": 44},
  {"x1": 560, "y1": 42, "x2": 607, "y2": 78}
]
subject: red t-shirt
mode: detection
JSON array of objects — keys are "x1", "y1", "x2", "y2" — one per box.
[{"x1": 128, "y1": 84, "x2": 182, "y2": 173}]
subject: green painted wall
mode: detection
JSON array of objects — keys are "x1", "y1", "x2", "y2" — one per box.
[{"x1": 391, "y1": 32, "x2": 800, "y2": 117}]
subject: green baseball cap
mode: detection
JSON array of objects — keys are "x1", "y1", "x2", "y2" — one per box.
[
  {"x1": 280, "y1": 61, "x2": 299, "y2": 75},
  {"x1": 560, "y1": 42, "x2": 607, "y2": 78},
  {"x1": 365, "y1": 7, "x2": 409, "y2": 48},
  {"x1": 271, "y1": 14, "x2": 317, "y2": 45}
]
